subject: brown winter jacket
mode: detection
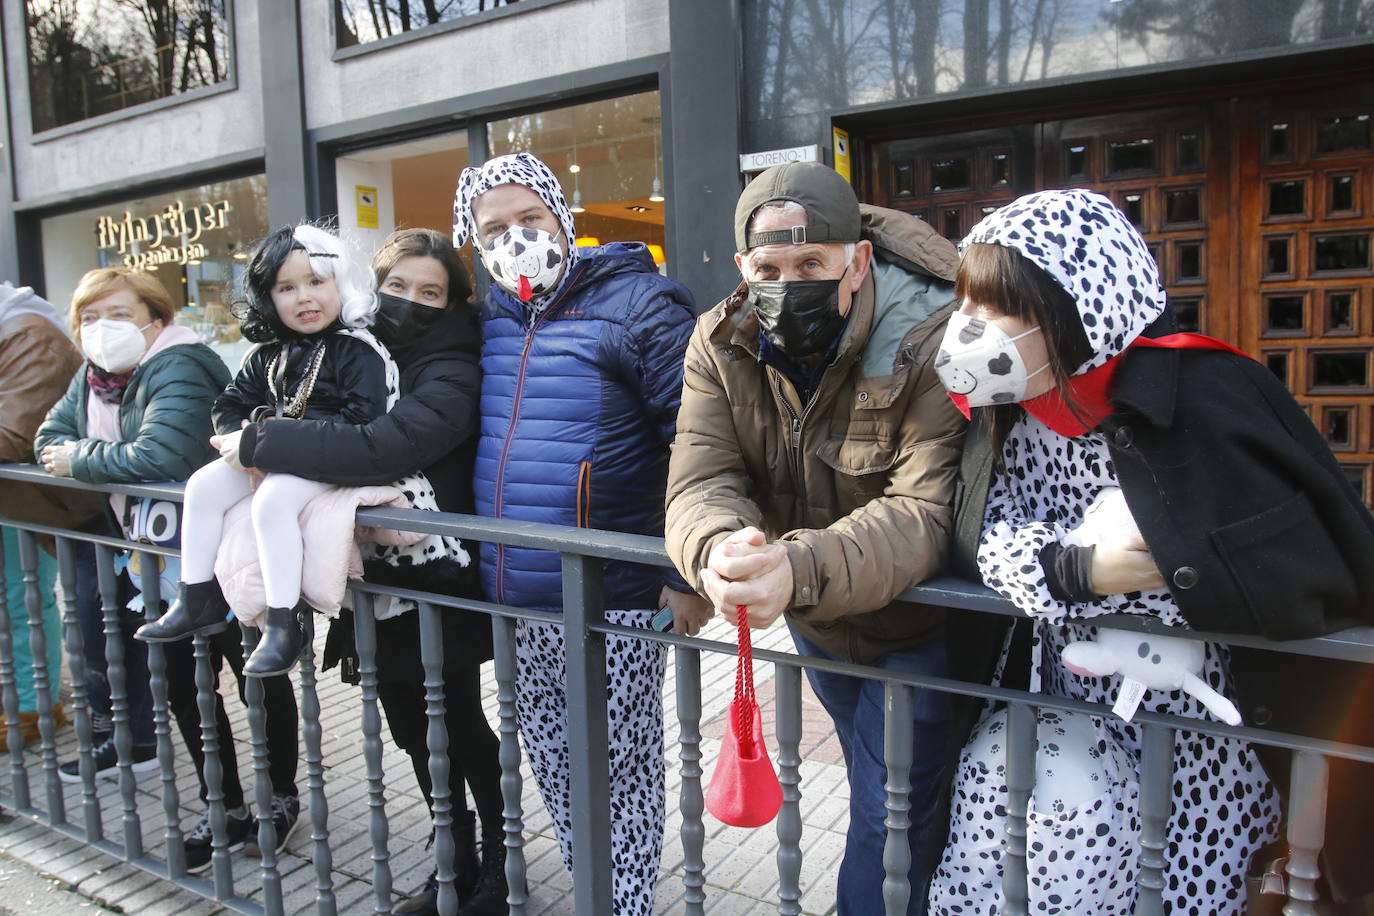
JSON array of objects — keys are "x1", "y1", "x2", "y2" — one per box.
[
  {"x1": 665, "y1": 205, "x2": 965, "y2": 663},
  {"x1": 0, "y1": 314, "x2": 105, "y2": 531}
]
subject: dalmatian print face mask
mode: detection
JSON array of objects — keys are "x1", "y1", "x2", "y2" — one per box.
[
  {"x1": 480, "y1": 225, "x2": 567, "y2": 302},
  {"x1": 935, "y1": 309, "x2": 1048, "y2": 407}
]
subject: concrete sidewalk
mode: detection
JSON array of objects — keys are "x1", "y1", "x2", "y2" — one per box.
[{"x1": 0, "y1": 617, "x2": 850, "y2": 914}]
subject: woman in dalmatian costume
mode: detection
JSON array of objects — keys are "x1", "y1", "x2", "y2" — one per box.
[
  {"x1": 927, "y1": 189, "x2": 1282, "y2": 914},
  {"x1": 455, "y1": 153, "x2": 701, "y2": 915}
]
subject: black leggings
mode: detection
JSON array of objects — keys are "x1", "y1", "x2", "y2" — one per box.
[
  {"x1": 163, "y1": 626, "x2": 299, "y2": 811},
  {"x1": 376, "y1": 663, "x2": 502, "y2": 838}
]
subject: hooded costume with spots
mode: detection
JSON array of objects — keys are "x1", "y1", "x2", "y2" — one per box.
[{"x1": 929, "y1": 189, "x2": 1282, "y2": 915}]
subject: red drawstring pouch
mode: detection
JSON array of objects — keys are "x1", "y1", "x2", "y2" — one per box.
[{"x1": 705, "y1": 606, "x2": 783, "y2": 828}]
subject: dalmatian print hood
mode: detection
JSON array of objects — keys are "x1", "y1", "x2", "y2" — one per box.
[
  {"x1": 452, "y1": 152, "x2": 581, "y2": 311},
  {"x1": 963, "y1": 188, "x2": 1167, "y2": 374}
]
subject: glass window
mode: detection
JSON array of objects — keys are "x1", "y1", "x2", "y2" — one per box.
[
  {"x1": 1316, "y1": 114, "x2": 1371, "y2": 153},
  {"x1": 893, "y1": 161, "x2": 915, "y2": 197},
  {"x1": 1164, "y1": 187, "x2": 1201, "y2": 224},
  {"x1": 1065, "y1": 144, "x2": 1089, "y2": 178},
  {"x1": 988, "y1": 152, "x2": 1011, "y2": 186},
  {"x1": 1265, "y1": 237, "x2": 1291, "y2": 276},
  {"x1": 930, "y1": 157, "x2": 972, "y2": 192},
  {"x1": 1108, "y1": 137, "x2": 1155, "y2": 173},
  {"x1": 1330, "y1": 174, "x2": 1356, "y2": 213},
  {"x1": 1175, "y1": 130, "x2": 1203, "y2": 170},
  {"x1": 488, "y1": 91, "x2": 666, "y2": 264},
  {"x1": 941, "y1": 207, "x2": 962, "y2": 240},
  {"x1": 1340, "y1": 465, "x2": 1367, "y2": 505},
  {"x1": 1265, "y1": 351, "x2": 1290, "y2": 386},
  {"x1": 1325, "y1": 407, "x2": 1353, "y2": 449},
  {"x1": 1268, "y1": 122, "x2": 1291, "y2": 159},
  {"x1": 26, "y1": 0, "x2": 232, "y2": 132},
  {"x1": 1265, "y1": 294, "x2": 1305, "y2": 333},
  {"x1": 337, "y1": 0, "x2": 526, "y2": 48},
  {"x1": 1174, "y1": 240, "x2": 1203, "y2": 282},
  {"x1": 1310, "y1": 350, "x2": 1370, "y2": 389},
  {"x1": 40, "y1": 175, "x2": 269, "y2": 368},
  {"x1": 1313, "y1": 233, "x2": 1371, "y2": 272},
  {"x1": 1327, "y1": 291, "x2": 1355, "y2": 333},
  {"x1": 1120, "y1": 192, "x2": 1145, "y2": 229},
  {"x1": 334, "y1": 129, "x2": 471, "y2": 266},
  {"x1": 1268, "y1": 180, "x2": 1306, "y2": 217},
  {"x1": 1169, "y1": 295, "x2": 1201, "y2": 332}
]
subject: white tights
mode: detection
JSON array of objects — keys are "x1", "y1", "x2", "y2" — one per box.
[{"x1": 180, "y1": 459, "x2": 332, "y2": 608}]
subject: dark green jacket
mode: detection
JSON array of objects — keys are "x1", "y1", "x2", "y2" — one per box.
[{"x1": 35, "y1": 343, "x2": 230, "y2": 484}]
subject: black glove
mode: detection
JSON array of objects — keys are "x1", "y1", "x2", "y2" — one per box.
[{"x1": 321, "y1": 608, "x2": 360, "y2": 686}]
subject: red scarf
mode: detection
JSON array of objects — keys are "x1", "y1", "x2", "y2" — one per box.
[{"x1": 947, "y1": 333, "x2": 1255, "y2": 437}]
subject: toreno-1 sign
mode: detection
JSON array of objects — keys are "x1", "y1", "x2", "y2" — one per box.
[{"x1": 739, "y1": 145, "x2": 820, "y2": 173}]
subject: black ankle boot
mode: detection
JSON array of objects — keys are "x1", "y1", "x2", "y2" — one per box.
[
  {"x1": 461, "y1": 832, "x2": 510, "y2": 916},
  {"x1": 135, "y1": 580, "x2": 229, "y2": 643},
  {"x1": 243, "y1": 602, "x2": 308, "y2": 677},
  {"x1": 394, "y1": 821, "x2": 481, "y2": 915}
]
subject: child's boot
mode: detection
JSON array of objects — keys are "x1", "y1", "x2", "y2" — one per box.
[
  {"x1": 244, "y1": 601, "x2": 310, "y2": 678},
  {"x1": 135, "y1": 580, "x2": 230, "y2": 642}
]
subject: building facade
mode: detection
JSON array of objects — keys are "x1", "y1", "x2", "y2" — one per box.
[{"x1": 4, "y1": 0, "x2": 1373, "y2": 500}]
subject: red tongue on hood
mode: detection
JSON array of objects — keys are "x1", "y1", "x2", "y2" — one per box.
[{"x1": 517, "y1": 275, "x2": 533, "y2": 302}]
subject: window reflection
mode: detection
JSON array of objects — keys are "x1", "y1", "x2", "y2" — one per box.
[
  {"x1": 337, "y1": 0, "x2": 523, "y2": 48},
  {"x1": 26, "y1": 0, "x2": 231, "y2": 132}
]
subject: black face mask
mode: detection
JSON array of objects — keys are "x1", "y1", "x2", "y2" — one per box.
[
  {"x1": 373, "y1": 291, "x2": 445, "y2": 347},
  {"x1": 747, "y1": 269, "x2": 848, "y2": 359}
]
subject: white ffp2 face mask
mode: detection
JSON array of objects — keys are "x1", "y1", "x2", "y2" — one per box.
[
  {"x1": 81, "y1": 318, "x2": 152, "y2": 374},
  {"x1": 480, "y1": 226, "x2": 567, "y2": 303},
  {"x1": 934, "y1": 310, "x2": 1048, "y2": 407}
]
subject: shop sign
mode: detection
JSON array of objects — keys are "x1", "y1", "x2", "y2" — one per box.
[
  {"x1": 356, "y1": 186, "x2": 379, "y2": 230},
  {"x1": 95, "y1": 199, "x2": 232, "y2": 271},
  {"x1": 739, "y1": 145, "x2": 820, "y2": 173},
  {"x1": 832, "y1": 127, "x2": 851, "y2": 183}
]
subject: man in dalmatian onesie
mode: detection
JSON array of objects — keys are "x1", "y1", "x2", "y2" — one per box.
[{"x1": 453, "y1": 153, "x2": 710, "y2": 916}]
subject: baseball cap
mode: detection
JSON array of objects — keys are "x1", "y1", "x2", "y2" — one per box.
[{"x1": 734, "y1": 161, "x2": 862, "y2": 253}]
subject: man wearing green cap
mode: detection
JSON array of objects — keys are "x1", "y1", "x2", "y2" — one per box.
[{"x1": 666, "y1": 161, "x2": 966, "y2": 914}]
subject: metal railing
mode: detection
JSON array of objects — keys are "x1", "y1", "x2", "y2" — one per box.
[{"x1": 0, "y1": 463, "x2": 1371, "y2": 915}]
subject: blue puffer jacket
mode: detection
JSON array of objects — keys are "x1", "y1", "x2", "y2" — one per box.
[{"x1": 476, "y1": 242, "x2": 696, "y2": 612}]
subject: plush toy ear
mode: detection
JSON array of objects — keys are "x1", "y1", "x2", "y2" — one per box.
[{"x1": 1061, "y1": 641, "x2": 1112, "y2": 678}]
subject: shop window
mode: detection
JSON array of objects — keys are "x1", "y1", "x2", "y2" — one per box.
[
  {"x1": 988, "y1": 152, "x2": 1012, "y2": 187},
  {"x1": 1265, "y1": 351, "x2": 1290, "y2": 386},
  {"x1": 1264, "y1": 294, "x2": 1306, "y2": 334},
  {"x1": 1329, "y1": 174, "x2": 1356, "y2": 214},
  {"x1": 893, "y1": 161, "x2": 915, "y2": 197},
  {"x1": 1310, "y1": 350, "x2": 1370, "y2": 390},
  {"x1": 41, "y1": 174, "x2": 269, "y2": 369},
  {"x1": 930, "y1": 157, "x2": 972, "y2": 192},
  {"x1": 941, "y1": 208, "x2": 962, "y2": 240},
  {"x1": 1108, "y1": 137, "x2": 1156, "y2": 174},
  {"x1": 1119, "y1": 192, "x2": 1146, "y2": 229},
  {"x1": 488, "y1": 90, "x2": 666, "y2": 261},
  {"x1": 1146, "y1": 243, "x2": 1163, "y2": 275},
  {"x1": 1313, "y1": 233, "x2": 1371, "y2": 272},
  {"x1": 1324, "y1": 407, "x2": 1354, "y2": 450},
  {"x1": 1264, "y1": 236, "x2": 1292, "y2": 277},
  {"x1": 1315, "y1": 114, "x2": 1371, "y2": 153},
  {"x1": 1065, "y1": 143, "x2": 1089, "y2": 179},
  {"x1": 1164, "y1": 187, "x2": 1202, "y2": 225},
  {"x1": 1169, "y1": 295, "x2": 1202, "y2": 333},
  {"x1": 26, "y1": 0, "x2": 232, "y2": 132},
  {"x1": 1326, "y1": 291, "x2": 1356, "y2": 334},
  {"x1": 976, "y1": 202, "x2": 1001, "y2": 219},
  {"x1": 1268, "y1": 122, "x2": 1292, "y2": 160},
  {"x1": 1173, "y1": 239, "x2": 1204, "y2": 283},
  {"x1": 1175, "y1": 130, "x2": 1204, "y2": 171},
  {"x1": 337, "y1": 0, "x2": 531, "y2": 48},
  {"x1": 1267, "y1": 180, "x2": 1306, "y2": 218}
]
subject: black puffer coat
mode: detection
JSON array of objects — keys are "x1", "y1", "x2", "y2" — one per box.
[
  {"x1": 239, "y1": 305, "x2": 488, "y2": 669},
  {"x1": 212, "y1": 330, "x2": 390, "y2": 434}
]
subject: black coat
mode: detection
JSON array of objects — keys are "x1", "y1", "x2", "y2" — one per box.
[
  {"x1": 213, "y1": 331, "x2": 390, "y2": 434},
  {"x1": 241, "y1": 306, "x2": 489, "y2": 669},
  {"x1": 954, "y1": 342, "x2": 1374, "y2": 901}
]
